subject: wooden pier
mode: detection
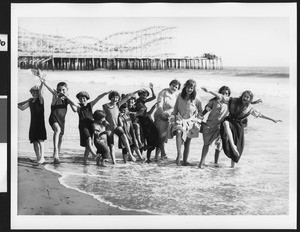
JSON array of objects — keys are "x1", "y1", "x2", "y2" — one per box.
[{"x1": 18, "y1": 54, "x2": 223, "y2": 71}]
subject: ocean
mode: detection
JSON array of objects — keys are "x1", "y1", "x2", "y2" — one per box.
[{"x1": 17, "y1": 66, "x2": 290, "y2": 215}]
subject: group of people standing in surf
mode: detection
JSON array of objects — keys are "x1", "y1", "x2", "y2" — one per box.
[{"x1": 18, "y1": 69, "x2": 281, "y2": 168}]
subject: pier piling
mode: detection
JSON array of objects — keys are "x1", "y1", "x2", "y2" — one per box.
[{"x1": 18, "y1": 55, "x2": 222, "y2": 71}]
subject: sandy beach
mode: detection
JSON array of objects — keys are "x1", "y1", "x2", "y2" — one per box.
[{"x1": 18, "y1": 156, "x2": 151, "y2": 215}]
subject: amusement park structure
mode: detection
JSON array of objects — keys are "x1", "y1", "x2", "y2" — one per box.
[{"x1": 18, "y1": 26, "x2": 222, "y2": 70}]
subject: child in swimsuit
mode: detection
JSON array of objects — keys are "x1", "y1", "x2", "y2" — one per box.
[
  {"x1": 92, "y1": 110, "x2": 110, "y2": 166},
  {"x1": 39, "y1": 72, "x2": 77, "y2": 164},
  {"x1": 74, "y1": 90, "x2": 111, "y2": 165},
  {"x1": 102, "y1": 89, "x2": 142, "y2": 164},
  {"x1": 18, "y1": 78, "x2": 47, "y2": 165},
  {"x1": 135, "y1": 83, "x2": 160, "y2": 163},
  {"x1": 127, "y1": 96, "x2": 143, "y2": 148},
  {"x1": 118, "y1": 102, "x2": 145, "y2": 161}
]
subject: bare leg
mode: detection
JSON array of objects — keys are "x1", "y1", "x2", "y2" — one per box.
[
  {"x1": 120, "y1": 134, "x2": 136, "y2": 162},
  {"x1": 51, "y1": 123, "x2": 61, "y2": 161},
  {"x1": 175, "y1": 130, "x2": 183, "y2": 165},
  {"x1": 223, "y1": 121, "x2": 240, "y2": 158},
  {"x1": 85, "y1": 137, "x2": 97, "y2": 158},
  {"x1": 159, "y1": 137, "x2": 167, "y2": 158},
  {"x1": 182, "y1": 138, "x2": 191, "y2": 165},
  {"x1": 109, "y1": 144, "x2": 116, "y2": 164},
  {"x1": 133, "y1": 123, "x2": 143, "y2": 147},
  {"x1": 83, "y1": 147, "x2": 90, "y2": 165},
  {"x1": 198, "y1": 145, "x2": 209, "y2": 168},
  {"x1": 231, "y1": 160, "x2": 235, "y2": 168},
  {"x1": 214, "y1": 149, "x2": 220, "y2": 166},
  {"x1": 38, "y1": 141, "x2": 45, "y2": 163},
  {"x1": 33, "y1": 142, "x2": 40, "y2": 162},
  {"x1": 154, "y1": 147, "x2": 160, "y2": 161},
  {"x1": 133, "y1": 147, "x2": 144, "y2": 160}
]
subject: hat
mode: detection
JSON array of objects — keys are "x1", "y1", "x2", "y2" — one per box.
[
  {"x1": 76, "y1": 91, "x2": 90, "y2": 100},
  {"x1": 29, "y1": 85, "x2": 39, "y2": 93}
]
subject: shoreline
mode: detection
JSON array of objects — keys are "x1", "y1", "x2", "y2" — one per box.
[{"x1": 18, "y1": 157, "x2": 152, "y2": 215}]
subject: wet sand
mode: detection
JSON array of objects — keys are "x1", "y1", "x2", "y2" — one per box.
[{"x1": 18, "y1": 156, "x2": 151, "y2": 215}]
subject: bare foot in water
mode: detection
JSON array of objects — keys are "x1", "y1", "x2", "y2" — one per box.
[
  {"x1": 175, "y1": 157, "x2": 181, "y2": 166},
  {"x1": 230, "y1": 160, "x2": 235, "y2": 168}
]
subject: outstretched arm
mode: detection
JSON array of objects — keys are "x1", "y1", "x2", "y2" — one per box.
[
  {"x1": 251, "y1": 99, "x2": 262, "y2": 104},
  {"x1": 38, "y1": 81, "x2": 44, "y2": 105},
  {"x1": 32, "y1": 69, "x2": 56, "y2": 96},
  {"x1": 259, "y1": 114, "x2": 282, "y2": 123},
  {"x1": 40, "y1": 76, "x2": 57, "y2": 96},
  {"x1": 119, "y1": 89, "x2": 141, "y2": 106},
  {"x1": 18, "y1": 98, "x2": 31, "y2": 111},
  {"x1": 145, "y1": 82, "x2": 156, "y2": 103},
  {"x1": 90, "y1": 91, "x2": 112, "y2": 108},
  {"x1": 146, "y1": 101, "x2": 160, "y2": 117},
  {"x1": 60, "y1": 93, "x2": 79, "y2": 112},
  {"x1": 201, "y1": 87, "x2": 222, "y2": 101}
]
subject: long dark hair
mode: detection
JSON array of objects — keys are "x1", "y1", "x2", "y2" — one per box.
[
  {"x1": 181, "y1": 79, "x2": 197, "y2": 101},
  {"x1": 233, "y1": 90, "x2": 254, "y2": 114}
]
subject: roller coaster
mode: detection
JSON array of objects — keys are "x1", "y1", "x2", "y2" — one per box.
[
  {"x1": 18, "y1": 26, "x2": 222, "y2": 70},
  {"x1": 18, "y1": 26, "x2": 176, "y2": 58}
]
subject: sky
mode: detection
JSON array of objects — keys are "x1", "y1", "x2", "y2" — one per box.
[{"x1": 18, "y1": 11, "x2": 291, "y2": 67}]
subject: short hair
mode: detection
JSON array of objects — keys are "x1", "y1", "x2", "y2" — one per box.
[
  {"x1": 181, "y1": 79, "x2": 197, "y2": 101},
  {"x1": 218, "y1": 86, "x2": 231, "y2": 96},
  {"x1": 138, "y1": 89, "x2": 149, "y2": 97},
  {"x1": 93, "y1": 110, "x2": 106, "y2": 121},
  {"x1": 108, "y1": 91, "x2": 120, "y2": 100},
  {"x1": 169, "y1": 79, "x2": 181, "y2": 90},
  {"x1": 57, "y1": 82, "x2": 68, "y2": 89}
]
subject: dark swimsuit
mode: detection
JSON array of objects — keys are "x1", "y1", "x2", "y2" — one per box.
[
  {"x1": 220, "y1": 98, "x2": 251, "y2": 163},
  {"x1": 135, "y1": 99, "x2": 159, "y2": 150},
  {"x1": 29, "y1": 99, "x2": 47, "y2": 143},
  {"x1": 78, "y1": 102, "x2": 94, "y2": 147},
  {"x1": 49, "y1": 98, "x2": 69, "y2": 135}
]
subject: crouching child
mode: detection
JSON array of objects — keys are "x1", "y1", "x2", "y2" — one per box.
[{"x1": 92, "y1": 110, "x2": 110, "y2": 166}]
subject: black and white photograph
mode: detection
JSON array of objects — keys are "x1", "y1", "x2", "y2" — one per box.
[{"x1": 10, "y1": 2, "x2": 297, "y2": 230}]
